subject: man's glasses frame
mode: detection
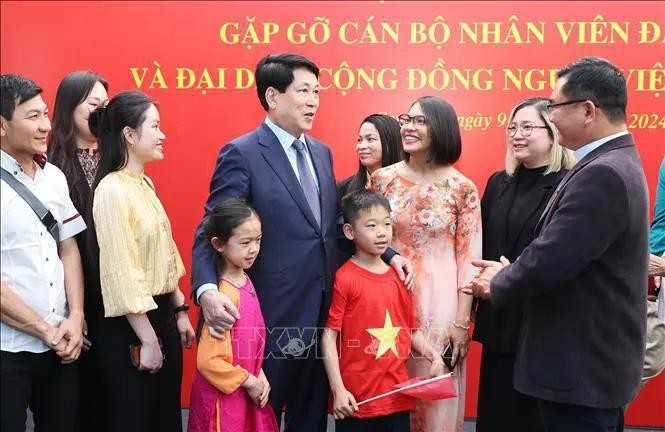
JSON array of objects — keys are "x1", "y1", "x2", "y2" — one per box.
[{"x1": 546, "y1": 99, "x2": 599, "y2": 114}]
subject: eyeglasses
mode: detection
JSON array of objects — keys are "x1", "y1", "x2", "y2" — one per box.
[
  {"x1": 398, "y1": 114, "x2": 427, "y2": 127},
  {"x1": 506, "y1": 124, "x2": 548, "y2": 137},
  {"x1": 546, "y1": 99, "x2": 597, "y2": 114}
]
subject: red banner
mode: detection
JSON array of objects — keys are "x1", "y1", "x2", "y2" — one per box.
[{"x1": 2, "y1": 1, "x2": 663, "y2": 427}]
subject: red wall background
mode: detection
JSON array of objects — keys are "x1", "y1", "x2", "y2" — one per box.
[{"x1": 2, "y1": 1, "x2": 663, "y2": 427}]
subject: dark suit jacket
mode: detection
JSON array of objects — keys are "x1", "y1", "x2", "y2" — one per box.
[
  {"x1": 53, "y1": 158, "x2": 103, "y2": 324},
  {"x1": 191, "y1": 123, "x2": 339, "y2": 354},
  {"x1": 473, "y1": 167, "x2": 568, "y2": 353},
  {"x1": 491, "y1": 133, "x2": 649, "y2": 408}
]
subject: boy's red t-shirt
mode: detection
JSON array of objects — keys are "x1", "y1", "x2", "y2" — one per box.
[{"x1": 326, "y1": 259, "x2": 419, "y2": 418}]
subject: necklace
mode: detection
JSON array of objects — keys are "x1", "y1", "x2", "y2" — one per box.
[{"x1": 223, "y1": 273, "x2": 255, "y2": 296}]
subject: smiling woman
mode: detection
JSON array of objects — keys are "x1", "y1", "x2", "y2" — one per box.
[
  {"x1": 86, "y1": 91, "x2": 195, "y2": 432},
  {"x1": 472, "y1": 97, "x2": 575, "y2": 432},
  {"x1": 337, "y1": 113, "x2": 402, "y2": 201},
  {"x1": 337, "y1": 113, "x2": 402, "y2": 261},
  {"x1": 46, "y1": 70, "x2": 109, "y2": 432},
  {"x1": 371, "y1": 96, "x2": 482, "y2": 432}
]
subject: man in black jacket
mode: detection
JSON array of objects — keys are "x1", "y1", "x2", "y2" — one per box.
[{"x1": 464, "y1": 57, "x2": 649, "y2": 432}]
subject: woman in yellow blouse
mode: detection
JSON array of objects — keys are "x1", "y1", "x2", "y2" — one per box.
[{"x1": 88, "y1": 91, "x2": 194, "y2": 432}]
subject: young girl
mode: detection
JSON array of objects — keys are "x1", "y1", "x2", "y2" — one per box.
[{"x1": 188, "y1": 198, "x2": 278, "y2": 432}]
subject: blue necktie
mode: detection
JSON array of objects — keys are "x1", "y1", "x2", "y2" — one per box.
[{"x1": 292, "y1": 139, "x2": 321, "y2": 226}]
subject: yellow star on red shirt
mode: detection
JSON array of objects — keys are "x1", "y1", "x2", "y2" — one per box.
[{"x1": 366, "y1": 310, "x2": 402, "y2": 359}]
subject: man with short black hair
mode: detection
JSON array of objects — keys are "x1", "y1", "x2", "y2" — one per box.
[
  {"x1": 464, "y1": 57, "x2": 649, "y2": 431},
  {"x1": 191, "y1": 53, "x2": 337, "y2": 431},
  {"x1": 191, "y1": 53, "x2": 411, "y2": 430},
  {"x1": 0, "y1": 74, "x2": 87, "y2": 432}
]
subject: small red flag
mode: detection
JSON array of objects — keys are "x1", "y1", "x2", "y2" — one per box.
[
  {"x1": 357, "y1": 374, "x2": 456, "y2": 406},
  {"x1": 393, "y1": 375, "x2": 457, "y2": 400}
]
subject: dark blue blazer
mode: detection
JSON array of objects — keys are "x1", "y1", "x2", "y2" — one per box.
[{"x1": 191, "y1": 123, "x2": 339, "y2": 353}]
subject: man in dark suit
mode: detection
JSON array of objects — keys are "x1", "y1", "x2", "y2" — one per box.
[
  {"x1": 191, "y1": 53, "x2": 410, "y2": 431},
  {"x1": 464, "y1": 57, "x2": 649, "y2": 432}
]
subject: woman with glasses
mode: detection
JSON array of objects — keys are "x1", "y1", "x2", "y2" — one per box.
[
  {"x1": 47, "y1": 71, "x2": 109, "y2": 431},
  {"x1": 371, "y1": 96, "x2": 482, "y2": 432},
  {"x1": 472, "y1": 97, "x2": 575, "y2": 432}
]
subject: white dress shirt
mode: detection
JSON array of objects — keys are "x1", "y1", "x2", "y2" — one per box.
[
  {"x1": 264, "y1": 116, "x2": 319, "y2": 190},
  {"x1": 1, "y1": 150, "x2": 86, "y2": 353}
]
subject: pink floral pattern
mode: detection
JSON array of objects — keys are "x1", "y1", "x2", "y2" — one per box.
[{"x1": 371, "y1": 162, "x2": 482, "y2": 432}]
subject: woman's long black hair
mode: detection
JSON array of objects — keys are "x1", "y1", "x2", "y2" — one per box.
[
  {"x1": 47, "y1": 71, "x2": 108, "y2": 211},
  {"x1": 346, "y1": 114, "x2": 402, "y2": 195}
]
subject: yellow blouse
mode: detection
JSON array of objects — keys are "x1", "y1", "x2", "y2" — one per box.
[{"x1": 93, "y1": 169, "x2": 185, "y2": 317}]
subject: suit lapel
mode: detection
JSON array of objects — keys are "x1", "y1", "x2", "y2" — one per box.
[{"x1": 258, "y1": 124, "x2": 321, "y2": 233}]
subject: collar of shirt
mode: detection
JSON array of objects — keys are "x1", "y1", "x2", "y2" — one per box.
[
  {"x1": 263, "y1": 116, "x2": 319, "y2": 189},
  {"x1": 264, "y1": 116, "x2": 307, "y2": 152},
  {"x1": 574, "y1": 131, "x2": 629, "y2": 161},
  {"x1": 0, "y1": 149, "x2": 41, "y2": 177},
  {"x1": 1, "y1": 149, "x2": 86, "y2": 353}
]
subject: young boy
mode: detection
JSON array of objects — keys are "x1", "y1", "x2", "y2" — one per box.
[{"x1": 322, "y1": 190, "x2": 445, "y2": 432}]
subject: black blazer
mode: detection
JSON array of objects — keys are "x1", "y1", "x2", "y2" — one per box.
[
  {"x1": 473, "y1": 167, "x2": 568, "y2": 353},
  {"x1": 57, "y1": 158, "x2": 104, "y2": 323},
  {"x1": 491, "y1": 134, "x2": 649, "y2": 409}
]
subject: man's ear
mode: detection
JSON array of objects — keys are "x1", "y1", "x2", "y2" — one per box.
[
  {"x1": 342, "y1": 223, "x2": 354, "y2": 241},
  {"x1": 210, "y1": 236, "x2": 224, "y2": 253},
  {"x1": 0, "y1": 116, "x2": 8, "y2": 137},
  {"x1": 265, "y1": 87, "x2": 279, "y2": 110},
  {"x1": 583, "y1": 100, "x2": 597, "y2": 126}
]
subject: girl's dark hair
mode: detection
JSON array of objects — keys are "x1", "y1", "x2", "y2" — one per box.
[
  {"x1": 47, "y1": 71, "x2": 108, "y2": 212},
  {"x1": 346, "y1": 114, "x2": 402, "y2": 195},
  {"x1": 202, "y1": 198, "x2": 260, "y2": 274},
  {"x1": 404, "y1": 96, "x2": 462, "y2": 166},
  {"x1": 197, "y1": 198, "x2": 260, "y2": 339}
]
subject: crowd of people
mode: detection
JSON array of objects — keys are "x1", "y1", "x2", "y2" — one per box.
[{"x1": 0, "y1": 53, "x2": 659, "y2": 432}]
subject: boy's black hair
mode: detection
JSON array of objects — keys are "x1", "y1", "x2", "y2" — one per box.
[{"x1": 341, "y1": 189, "x2": 391, "y2": 225}]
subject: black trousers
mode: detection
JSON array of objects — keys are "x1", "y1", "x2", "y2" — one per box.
[
  {"x1": 0, "y1": 349, "x2": 78, "y2": 432},
  {"x1": 95, "y1": 295, "x2": 183, "y2": 432},
  {"x1": 264, "y1": 332, "x2": 330, "y2": 432},
  {"x1": 538, "y1": 400, "x2": 624, "y2": 432},
  {"x1": 336, "y1": 411, "x2": 410, "y2": 432},
  {"x1": 77, "y1": 304, "x2": 107, "y2": 432},
  {"x1": 476, "y1": 347, "x2": 544, "y2": 432}
]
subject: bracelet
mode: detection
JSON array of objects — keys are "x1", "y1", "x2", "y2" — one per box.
[
  {"x1": 174, "y1": 304, "x2": 190, "y2": 314},
  {"x1": 452, "y1": 320, "x2": 470, "y2": 331}
]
